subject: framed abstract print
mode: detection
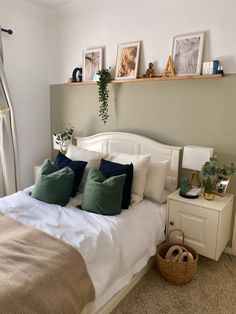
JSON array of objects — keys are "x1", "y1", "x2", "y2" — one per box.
[
  {"x1": 115, "y1": 41, "x2": 141, "y2": 80},
  {"x1": 172, "y1": 32, "x2": 205, "y2": 76},
  {"x1": 83, "y1": 48, "x2": 102, "y2": 82}
]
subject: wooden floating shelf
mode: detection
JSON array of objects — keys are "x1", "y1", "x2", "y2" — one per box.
[
  {"x1": 64, "y1": 74, "x2": 223, "y2": 86},
  {"x1": 65, "y1": 81, "x2": 96, "y2": 86},
  {"x1": 64, "y1": 81, "x2": 97, "y2": 86},
  {"x1": 112, "y1": 74, "x2": 223, "y2": 83}
]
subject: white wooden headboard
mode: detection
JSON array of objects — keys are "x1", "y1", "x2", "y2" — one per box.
[{"x1": 76, "y1": 132, "x2": 182, "y2": 181}]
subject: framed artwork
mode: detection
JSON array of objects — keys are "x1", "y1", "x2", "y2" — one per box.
[
  {"x1": 213, "y1": 175, "x2": 230, "y2": 196},
  {"x1": 172, "y1": 32, "x2": 205, "y2": 76},
  {"x1": 83, "y1": 48, "x2": 102, "y2": 82},
  {"x1": 115, "y1": 41, "x2": 141, "y2": 80}
]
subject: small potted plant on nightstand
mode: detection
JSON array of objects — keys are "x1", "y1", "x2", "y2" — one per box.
[
  {"x1": 53, "y1": 125, "x2": 74, "y2": 154},
  {"x1": 202, "y1": 155, "x2": 236, "y2": 200}
]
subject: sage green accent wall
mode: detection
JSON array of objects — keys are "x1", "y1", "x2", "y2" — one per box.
[{"x1": 50, "y1": 75, "x2": 236, "y2": 239}]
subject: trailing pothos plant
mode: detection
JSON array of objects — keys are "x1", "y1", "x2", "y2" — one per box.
[{"x1": 97, "y1": 68, "x2": 111, "y2": 124}]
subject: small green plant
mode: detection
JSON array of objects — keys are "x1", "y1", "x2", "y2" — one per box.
[
  {"x1": 97, "y1": 68, "x2": 111, "y2": 124},
  {"x1": 202, "y1": 155, "x2": 236, "y2": 193},
  {"x1": 54, "y1": 125, "x2": 74, "y2": 153}
]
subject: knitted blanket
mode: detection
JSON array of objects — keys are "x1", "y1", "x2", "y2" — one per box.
[{"x1": 0, "y1": 213, "x2": 95, "y2": 314}]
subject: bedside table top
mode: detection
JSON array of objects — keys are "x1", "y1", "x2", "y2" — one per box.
[{"x1": 168, "y1": 189, "x2": 234, "y2": 211}]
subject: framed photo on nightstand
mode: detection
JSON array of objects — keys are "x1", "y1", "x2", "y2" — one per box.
[{"x1": 213, "y1": 175, "x2": 230, "y2": 196}]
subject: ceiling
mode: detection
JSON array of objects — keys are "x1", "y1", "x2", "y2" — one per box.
[{"x1": 26, "y1": 0, "x2": 77, "y2": 9}]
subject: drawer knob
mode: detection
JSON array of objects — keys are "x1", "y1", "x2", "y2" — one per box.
[{"x1": 170, "y1": 221, "x2": 174, "y2": 226}]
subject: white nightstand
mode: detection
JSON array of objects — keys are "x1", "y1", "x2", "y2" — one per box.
[
  {"x1": 33, "y1": 164, "x2": 42, "y2": 182},
  {"x1": 167, "y1": 189, "x2": 234, "y2": 261}
]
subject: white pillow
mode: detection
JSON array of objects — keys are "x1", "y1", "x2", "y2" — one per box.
[
  {"x1": 106, "y1": 153, "x2": 151, "y2": 205},
  {"x1": 144, "y1": 160, "x2": 170, "y2": 203},
  {"x1": 66, "y1": 144, "x2": 106, "y2": 192},
  {"x1": 165, "y1": 176, "x2": 177, "y2": 192},
  {"x1": 66, "y1": 144, "x2": 104, "y2": 161},
  {"x1": 157, "y1": 189, "x2": 171, "y2": 204}
]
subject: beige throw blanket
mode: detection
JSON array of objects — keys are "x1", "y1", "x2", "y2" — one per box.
[{"x1": 0, "y1": 213, "x2": 95, "y2": 314}]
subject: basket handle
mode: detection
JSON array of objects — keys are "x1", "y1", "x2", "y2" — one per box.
[
  {"x1": 181, "y1": 247, "x2": 192, "y2": 262},
  {"x1": 167, "y1": 229, "x2": 185, "y2": 245}
]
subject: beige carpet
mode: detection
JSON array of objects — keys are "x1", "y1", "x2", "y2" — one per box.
[{"x1": 111, "y1": 253, "x2": 236, "y2": 314}]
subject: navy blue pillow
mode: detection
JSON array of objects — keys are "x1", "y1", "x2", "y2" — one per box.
[
  {"x1": 54, "y1": 152, "x2": 87, "y2": 197},
  {"x1": 99, "y1": 159, "x2": 133, "y2": 209}
]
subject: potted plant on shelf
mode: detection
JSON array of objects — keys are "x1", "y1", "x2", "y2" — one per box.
[
  {"x1": 53, "y1": 125, "x2": 74, "y2": 154},
  {"x1": 97, "y1": 68, "x2": 111, "y2": 124},
  {"x1": 201, "y1": 155, "x2": 236, "y2": 200}
]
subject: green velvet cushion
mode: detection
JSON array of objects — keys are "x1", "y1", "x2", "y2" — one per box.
[
  {"x1": 32, "y1": 159, "x2": 74, "y2": 206},
  {"x1": 81, "y1": 168, "x2": 126, "y2": 215}
]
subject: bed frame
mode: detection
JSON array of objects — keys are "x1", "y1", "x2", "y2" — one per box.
[
  {"x1": 76, "y1": 132, "x2": 181, "y2": 182},
  {"x1": 76, "y1": 132, "x2": 182, "y2": 314}
]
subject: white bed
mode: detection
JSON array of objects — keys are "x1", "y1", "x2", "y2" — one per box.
[{"x1": 0, "y1": 132, "x2": 181, "y2": 313}]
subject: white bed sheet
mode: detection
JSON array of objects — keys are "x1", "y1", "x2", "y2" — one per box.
[{"x1": 0, "y1": 187, "x2": 166, "y2": 312}]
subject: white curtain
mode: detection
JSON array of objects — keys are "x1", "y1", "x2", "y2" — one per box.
[{"x1": 0, "y1": 29, "x2": 20, "y2": 196}]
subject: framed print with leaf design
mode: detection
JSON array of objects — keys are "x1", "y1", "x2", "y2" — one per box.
[
  {"x1": 115, "y1": 41, "x2": 140, "y2": 80},
  {"x1": 83, "y1": 48, "x2": 102, "y2": 82},
  {"x1": 172, "y1": 32, "x2": 205, "y2": 76},
  {"x1": 213, "y1": 175, "x2": 230, "y2": 197}
]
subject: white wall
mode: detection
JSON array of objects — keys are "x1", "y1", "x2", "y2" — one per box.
[
  {"x1": 0, "y1": 0, "x2": 235, "y2": 188},
  {"x1": 49, "y1": 0, "x2": 236, "y2": 84},
  {"x1": 0, "y1": 0, "x2": 51, "y2": 188}
]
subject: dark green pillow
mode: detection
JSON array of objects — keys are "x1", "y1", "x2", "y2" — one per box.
[
  {"x1": 32, "y1": 159, "x2": 74, "y2": 206},
  {"x1": 80, "y1": 168, "x2": 126, "y2": 215}
]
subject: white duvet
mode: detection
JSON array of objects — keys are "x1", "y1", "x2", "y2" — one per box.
[{"x1": 0, "y1": 187, "x2": 166, "y2": 312}]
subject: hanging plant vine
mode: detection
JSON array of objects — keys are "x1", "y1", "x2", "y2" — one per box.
[{"x1": 97, "y1": 68, "x2": 111, "y2": 124}]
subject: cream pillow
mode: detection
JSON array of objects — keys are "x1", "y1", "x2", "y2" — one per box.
[
  {"x1": 165, "y1": 175, "x2": 177, "y2": 192},
  {"x1": 66, "y1": 144, "x2": 106, "y2": 192},
  {"x1": 157, "y1": 189, "x2": 171, "y2": 204},
  {"x1": 106, "y1": 153, "x2": 151, "y2": 205},
  {"x1": 144, "y1": 160, "x2": 170, "y2": 203}
]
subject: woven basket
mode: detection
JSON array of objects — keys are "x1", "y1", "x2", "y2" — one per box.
[{"x1": 156, "y1": 229, "x2": 198, "y2": 285}]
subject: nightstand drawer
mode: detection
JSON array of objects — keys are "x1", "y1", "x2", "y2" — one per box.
[{"x1": 168, "y1": 200, "x2": 218, "y2": 259}]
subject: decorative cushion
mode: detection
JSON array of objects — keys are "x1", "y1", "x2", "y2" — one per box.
[
  {"x1": 99, "y1": 159, "x2": 133, "y2": 209},
  {"x1": 165, "y1": 176, "x2": 178, "y2": 192},
  {"x1": 80, "y1": 168, "x2": 126, "y2": 216},
  {"x1": 106, "y1": 153, "x2": 151, "y2": 205},
  {"x1": 66, "y1": 144, "x2": 106, "y2": 192},
  {"x1": 54, "y1": 152, "x2": 87, "y2": 197},
  {"x1": 144, "y1": 160, "x2": 170, "y2": 203},
  {"x1": 157, "y1": 189, "x2": 170, "y2": 204},
  {"x1": 32, "y1": 159, "x2": 74, "y2": 206}
]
